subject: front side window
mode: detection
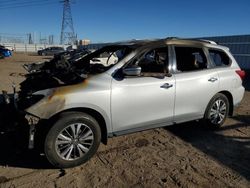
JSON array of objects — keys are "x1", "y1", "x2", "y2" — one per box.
[
  {"x1": 133, "y1": 47, "x2": 168, "y2": 76},
  {"x1": 175, "y1": 47, "x2": 207, "y2": 72},
  {"x1": 209, "y1": 49, "x2": 230, "y2": 67}
]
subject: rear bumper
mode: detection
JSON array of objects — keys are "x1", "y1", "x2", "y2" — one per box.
[{"x1": 232, "y1": 86, "x2": 245, "y2": 107}]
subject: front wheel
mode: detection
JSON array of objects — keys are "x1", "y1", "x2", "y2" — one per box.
[
  {"x1": 203, "y1": 93, "x2": 229, "y2": 128},
  {"x1": 44, "y1": 112, "x2": 101, "y2": 168}
]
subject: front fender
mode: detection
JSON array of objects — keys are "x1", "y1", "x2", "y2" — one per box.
[{"x1": 25, "y1": 80, "x2": 112, "y2": 133}]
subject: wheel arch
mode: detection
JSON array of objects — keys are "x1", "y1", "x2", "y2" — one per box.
[
  {"x1": 56, "y1": 107, "x2": 108, "y2": 144},
  {"x1": 36, "y1": 107, "x2": 109, "y2": 146},
  {"x1": 202, "y1": 91, "x2": 233, "y2": 128},
  {"x1": 218, "y1": 90, "x2": 234, "y2": 116}
]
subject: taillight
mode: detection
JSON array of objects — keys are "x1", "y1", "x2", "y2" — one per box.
[{"x1": 235, "y1": 70, "x2": 246, "y2": 80}]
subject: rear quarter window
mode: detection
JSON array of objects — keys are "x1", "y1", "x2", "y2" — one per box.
[{"x1": 209, "y1": 49, "x2": 231, "y2": 67}]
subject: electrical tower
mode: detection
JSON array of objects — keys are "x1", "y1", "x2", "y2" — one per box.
[{"x1": 60, "y1": 0, "x2": 76, "y2": 45}]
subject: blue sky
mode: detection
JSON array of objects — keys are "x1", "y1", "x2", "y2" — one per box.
[{"x1": 0, "y1": 0, "x2": 250, "y2": 43}]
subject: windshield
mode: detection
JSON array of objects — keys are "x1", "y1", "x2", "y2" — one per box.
[{"x1": 75, "y1": 45, "x2": 133, "y2": 74}]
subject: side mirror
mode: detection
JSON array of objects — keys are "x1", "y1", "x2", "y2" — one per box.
[{"x1": 123, "y1": 66, "x2": 141, "y2": 76}]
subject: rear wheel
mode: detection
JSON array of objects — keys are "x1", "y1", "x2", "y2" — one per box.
[
  {"x1": 203, "y1": 93, "x2": 229, "y2": 128},
  {"x1": 44, "y1": 112, "x2": 101, "y2": 168}
]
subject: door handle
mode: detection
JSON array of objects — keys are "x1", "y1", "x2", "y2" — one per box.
[
  {"x1": 160, "y1": 83, "x2": 173, "y2": 89},
  {"x1": 208, "y1": 77, "x2": 218, "y2": 82}
]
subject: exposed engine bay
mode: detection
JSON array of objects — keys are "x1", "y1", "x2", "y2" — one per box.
[{"x1": 19, "y1": 45, "x2": 132, "y2": 101}]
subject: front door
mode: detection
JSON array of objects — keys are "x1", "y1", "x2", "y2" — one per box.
[{"x1": 111, "y1": 47, "x2": 175, "y2": 133}]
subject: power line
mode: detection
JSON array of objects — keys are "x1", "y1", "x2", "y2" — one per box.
[
  {"x1": 0, "y1": 33, "x2": 27, "y2": 36},
  {"x1": 0, "y1": 0, "x2": 23, "y2": 3},
  {"x1": 0, "y1": 1, "x2": 59, "y2": 10},
  {"x1": 0, "y1": 0, "x2": 58, "y2": 7},
  {"x1": 0, "y1": 0, "x2": 51, "y2": 6}
]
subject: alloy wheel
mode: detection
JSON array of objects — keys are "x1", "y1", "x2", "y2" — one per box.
[
  {"x1": 209, "y1": 99, "x2": 227, "y2": 125},
  {"x1": 55, "y1": 123, "x2": 94, "y2": 161}
]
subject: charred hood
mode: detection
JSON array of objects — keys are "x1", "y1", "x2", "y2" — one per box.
[{"x1": 19, "y1": 50, "x2": 110, "y2": 98}]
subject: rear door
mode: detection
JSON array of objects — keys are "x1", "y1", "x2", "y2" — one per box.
[{"x1": 172, "y1": 46, "x2": 220, "y2": 123}]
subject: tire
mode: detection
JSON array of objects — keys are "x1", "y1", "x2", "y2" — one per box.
[
  {"x1": 203, "y1": 93, "x2": 229, "y2": 128},
  {"x1": 42, "y1": 52, "x2": 46, "y2": 56},
  {"x1": 44, "y1": 112, "x2": 101, "y2": 168}
]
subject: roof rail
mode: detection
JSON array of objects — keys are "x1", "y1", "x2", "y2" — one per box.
[
  {"x1": 197, "y1": 39, "x2": 217, "y2": 45},
  {"x1": 165, "y1": 37, "x2": 179, "y2": 40}
]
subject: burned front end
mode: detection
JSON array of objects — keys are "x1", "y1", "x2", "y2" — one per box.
[
  {"x1": 0, "y1": 45, "x2": 131, "y2": 149},
  {"x1": 0, "y1": 50, "x2": 88, "y2": 148}
]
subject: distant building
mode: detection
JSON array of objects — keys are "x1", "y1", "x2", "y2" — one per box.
[{"x1": 78, "y1": 39, "x2": 91, "y2": 46}]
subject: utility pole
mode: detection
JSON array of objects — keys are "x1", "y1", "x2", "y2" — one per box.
[
  {"x1": 28, "y1": 33, "x2": 33, "y2": 44},
  {"x1": 60, "y1": 0, "x2": 76, "y2": 45},
  {"x1": 49, "y1": 35, "x2": 54, "y2": 44}
]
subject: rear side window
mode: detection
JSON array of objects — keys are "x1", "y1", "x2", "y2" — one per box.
[
  {"x1": 209, "y1": 49, "x2": 230, "y2": 67},
  {"x1": 175, "y1": 47, "x2": 207, "y2": 72}
]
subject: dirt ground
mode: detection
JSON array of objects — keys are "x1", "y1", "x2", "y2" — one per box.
[{"x1": 0, "y1": 53, "x2": 249, "y2": 188}]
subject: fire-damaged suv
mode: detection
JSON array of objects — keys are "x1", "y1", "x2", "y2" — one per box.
[{"x1": 0, "y1": 38, "x2": 245, "y2": 168}]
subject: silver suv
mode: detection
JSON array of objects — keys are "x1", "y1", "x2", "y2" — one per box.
[{"x1": 0, "y1": 38, "x2": 245, "y2": 168}]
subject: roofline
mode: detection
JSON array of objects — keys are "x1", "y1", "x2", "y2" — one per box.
[{"x1": 87, "y1": 37, "x2": 228, "y2": 50}]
